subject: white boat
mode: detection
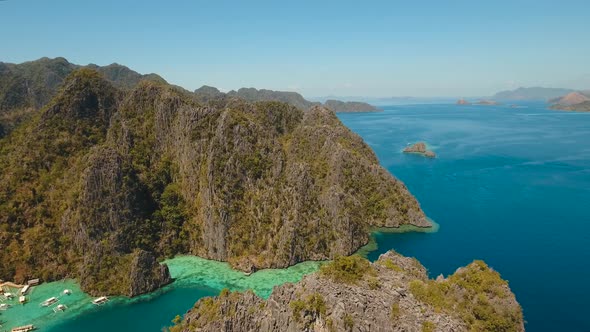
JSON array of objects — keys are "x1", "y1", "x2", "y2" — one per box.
[
  {"x1": 0, "y1": 303, "x2": 11, "y2": 310},
  {"x1": 20, "y1": 285, "x2": 30, "y2": 295},
  {"x1": 4, "y1": 292, "x2": 14, "y2": 299},
  {"x1": 19, "y1": 296, "x2": 26, "y2": 304},
  {"x1": 27, "y1": 279, "x2": 40, "y2": 286},
  {"x1": 53, "y1": 304, "x2": 67, "y2": 313},
  {"x1": 63, "y1": 289, "x2": 71, "y2": 295},
  {"x1": 11, "y1": 325, "x2": 35, "y2": 332},
  {"x1": 40, "y1": 297, "x2": 58, "y2": 307},
  {"x1": 92, "y1": 296, "x2": 109, "y2": 305}
]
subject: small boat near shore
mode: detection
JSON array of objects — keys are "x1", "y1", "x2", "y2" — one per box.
[
  {"x1": 63, "y1": 289, "x2": 71, "y2": 295},
  {"x1": 92, "y1": 296, "x2": 109, "y2": 305},
  {"x1": 11, "y1": 324, "x2": 36, "y2": 332},
  {"x1": 20, "y1": 285, "x2": 30, "y2": 295},
  {"x1": 19, "y1": 295, "x2": 26, "y2": 304},
  {"x1": 0, "y1": 303, "x2": 11, "y2": 310},
  {"x1": 53, "y1": 304, "x2": 67, "y2": 313},
  {"x1": 40, "y1": 297, "x2": 58, "y2": 307}
]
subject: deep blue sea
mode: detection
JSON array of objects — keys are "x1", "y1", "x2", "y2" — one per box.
[
  {"x1": 11, "y1": 102, "x2": 589, "y2": 332},
  {"x1": 339, "y1": 103, "x2": 590, "y2": 332}
]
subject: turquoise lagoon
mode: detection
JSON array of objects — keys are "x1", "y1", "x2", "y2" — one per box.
[{"x1": 1, "y1": 257, "x2": 322, "y2": 332}]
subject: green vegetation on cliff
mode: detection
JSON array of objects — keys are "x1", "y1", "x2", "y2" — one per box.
[
  {"x1": 0, "y1": 57, "x2": 166, "y2": 138},
  {"x1": 171, "y1": 251, "x2": 523, "y2": 332},
  {"x1": 0, "y1": 67, "x2": 428, "y2": 296}
]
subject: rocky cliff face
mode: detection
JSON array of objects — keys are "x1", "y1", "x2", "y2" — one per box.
[
  {"x1": 194, "y1": 86, "x2": 379, "y2": 114},
  {"x1": 0, "y1": 57, "x2": 166, "y2": 138},
  {"x1": 0, "y1": 68, "x2": 429, "y2": 295},
  {"x1": 173, "y1": 251, "x2": 523, "y2": 332}
]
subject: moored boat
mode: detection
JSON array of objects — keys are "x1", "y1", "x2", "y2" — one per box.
[
  {"x1": 20, "y1": 285, "x2": 30, "y2": 295},
  {"x1": 53, "y1": 304, "x2": 67, "y2": 313},
  {"x1": 40, "y1": 297, "x2": 58, "y2": 307},
  {"x1": 92, "y1": 296, "x2": 109, "y2": 305},
  {"x1": 19, "y1": 295, "x2": 26, "y2": 304},
  {"x1": 11, "y1": 324, "x2": 35, "y2": 332}
]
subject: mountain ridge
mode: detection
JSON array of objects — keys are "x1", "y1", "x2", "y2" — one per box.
[{"x1": 0, "y1": 68, "x2": 428, "y2": 296}]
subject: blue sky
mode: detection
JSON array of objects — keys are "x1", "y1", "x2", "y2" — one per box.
[{"x1": 1, "y1": 0, "x2": 589, "y2": 97}]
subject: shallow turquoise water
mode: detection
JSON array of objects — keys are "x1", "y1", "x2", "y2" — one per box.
[
  {"x1": 339, "y1": 103, "x2": 590, "y2": 332},
  {"x1": 1, "y1": 257, "x2": 322, "y2": 332}
]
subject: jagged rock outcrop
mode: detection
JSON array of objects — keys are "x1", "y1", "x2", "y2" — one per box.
[
  {"x1": 226, "y1": 87, "x2": 320, "y2": 110},
  {"x1": 174, "y1": 251, "x2": 523, "y2": 332},
  {"x1": 195, "y1": 86, "x2": 380, "y2": 113},
  {"x1": 0, "y1": 68, "x2": 429, "y2": 295},
  {"x1": 128, "y1": 250, "x2": 172, "y2": 297},
  {"x1": 403, "y1": 142, "x2": 436, "y2": 158},
  {"x1": 0, "y1": 57, "x2": 166, "y2": 138}
]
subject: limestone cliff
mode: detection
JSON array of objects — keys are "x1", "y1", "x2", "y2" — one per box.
[
  {"x1": 0, "y1": 57, "x2": 166, "y2": 138},
  {"x1": 173, "y1": 251, "x2": 523, "y2": 332},
  {"x1": 0, "y1": 68, "x2": 429, "y2": 295}
]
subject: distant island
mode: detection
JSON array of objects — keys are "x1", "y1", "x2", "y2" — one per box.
[
  {"x1": 456, "y1": 98, "x2": 471, "y2": 105},
  {"x1": 491, "y1": 87, "x2": 574, "y2": 101},
  {"x1": 403, "y1": 142, "x2": 436, "y2": 158},
  {"x1": 475, "y1": 99, "x2": 499, "y2": 105},
  {"x1": 549, "y1": 91, "x2": 590, "y2": 112}
]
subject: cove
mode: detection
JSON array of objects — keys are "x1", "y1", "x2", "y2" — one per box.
[{"x1": 0, "y1": 257, "x2": 322, "y2": 332}]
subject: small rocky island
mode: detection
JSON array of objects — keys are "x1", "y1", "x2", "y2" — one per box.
[
  {"x1": 403, "y1": 142, "x2": 436, "y2": 158},
  {"x1": 456, "y1": 98, "x2": 471, "y2": 105},
  {"x1": 475, "y1": 99, "x2": 499, "y2": 105},
  {"x1": 549, "y1": 92, "x2": 590, "y2": 112}
]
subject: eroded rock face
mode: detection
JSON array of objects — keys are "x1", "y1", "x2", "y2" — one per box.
[
  {"x1": 128, "y1": 250, "x2": 172, "y2": 297},
  {"x1": 176, "y1": 252, "x2": 524, "y2": 332},
  {"x1": 403, "y1": 142, "x2": 436, "y2": 158},
  {"x1": 0, "y1": 69, "x2": 430, "y2": 296}
]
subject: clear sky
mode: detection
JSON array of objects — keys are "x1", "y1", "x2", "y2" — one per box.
[{"x1": 1, "y1": 0, "x2": 589, "y2": 97}]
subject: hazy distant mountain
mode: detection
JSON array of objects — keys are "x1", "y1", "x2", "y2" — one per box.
[
  {"x1": 492, "y1": 87, "x2": 574, "y2": 101},
  {"x1": 309, "y1": 96, "x2": 458, "y2": 106},
  {"x1": 194, "y1": 86, "x2": 380, "y2": 112},
  {"x1": 323, "y1": 99, "x2": 379, "y2": 113}
]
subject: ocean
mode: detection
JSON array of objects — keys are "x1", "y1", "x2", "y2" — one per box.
[{"x1": 339, "y1": 103, "x2": 590, "y2": 332}]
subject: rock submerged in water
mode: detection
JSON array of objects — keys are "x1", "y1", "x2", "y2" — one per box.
[
  {"x1": 403, "y1": 142, "x2": 436, "y2": 158},
  {"x1": 173, "y1": 251, "x2": 524, "y2": 332}
]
